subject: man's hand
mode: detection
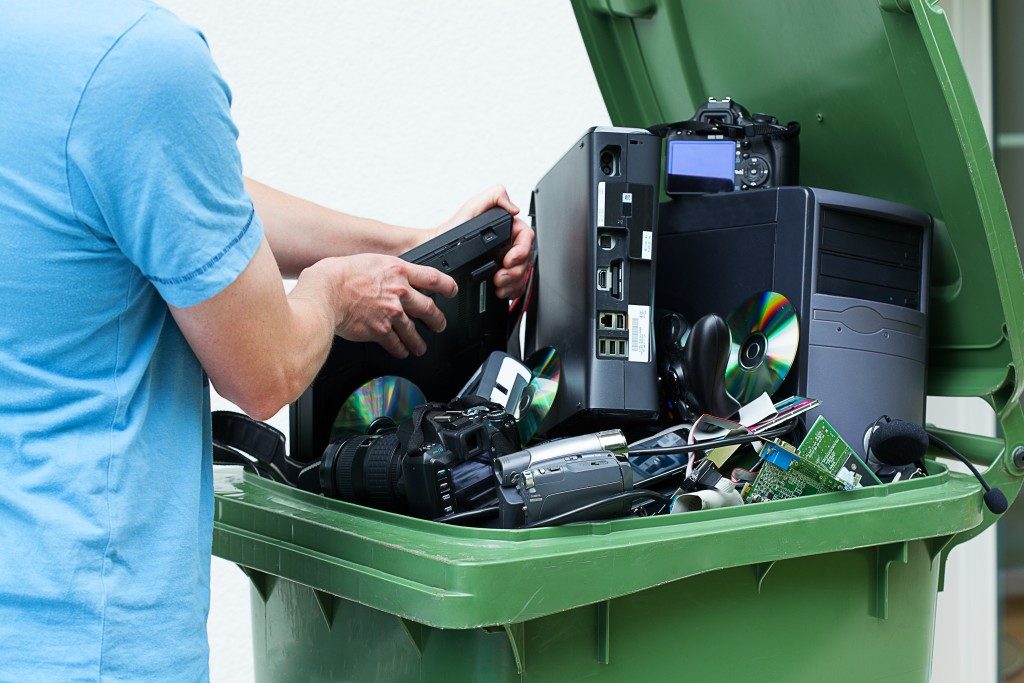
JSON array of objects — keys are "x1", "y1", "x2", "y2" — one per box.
[
  {"x1": 171, "y1": 240, "x2": 457, "y2": 420},
  {"x1": 434, "y1": 185, "x2": 535, "y2": 300},
  {"x1": 304, "y1": 253, "x2": 458, "y2": 359}
]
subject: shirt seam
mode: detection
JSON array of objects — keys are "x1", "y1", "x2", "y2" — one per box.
[
  {"x1": 96, "y1": 267, "x2": 135, "y2": 680},
  {"x1": 145, "y1": 207, "x2": 256, "y2": 286},
  {"x1": 63, "y1": 8, "x2": 155, "y2": 232}
]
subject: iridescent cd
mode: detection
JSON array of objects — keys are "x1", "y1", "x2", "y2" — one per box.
[
  {"x1": 331, "y1": 376, "x2": 426, "y2": 442},
  {"x1": 516, "y1": 347, "x2": 560, "y2": 444},
  {"x1": 724, "y1": 291, "x2": 800, "y2": 404}
]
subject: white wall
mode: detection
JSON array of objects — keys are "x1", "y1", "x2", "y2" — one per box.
[
  {"x1": 156, "y1": 2, "x2": 610, "y2": 680},
  {"x1": 160, "y1": 2, "x2": 1001, "y2": 681}
]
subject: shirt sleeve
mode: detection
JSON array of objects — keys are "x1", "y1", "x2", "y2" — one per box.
[{"x1": 66, "y1": 6, "x2": 263, "y2": 308}]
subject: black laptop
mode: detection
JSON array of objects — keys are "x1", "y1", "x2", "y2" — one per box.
[{"x1": 288, "y1": 208, "x2": 514, "y2": 460}]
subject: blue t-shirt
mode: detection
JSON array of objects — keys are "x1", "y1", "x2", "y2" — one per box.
[{"x1": 0, "y1": 2, "x2": 263, "y2": 680}]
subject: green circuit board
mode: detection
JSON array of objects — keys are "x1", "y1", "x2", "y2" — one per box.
[
  {"x1": 799, "y1": 416, "x2": 881, "y2": 487},
  {"x1": 745, "y1": 441, "x2": 846, "y2": 503}
]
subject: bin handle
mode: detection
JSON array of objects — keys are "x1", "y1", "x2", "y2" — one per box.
[
  {"x1": 926, "y1": 426, "x2": 1002, "y2": 468},
  {"x1": 939, "y1": 390, "x2": 1024, "y2": 552}
]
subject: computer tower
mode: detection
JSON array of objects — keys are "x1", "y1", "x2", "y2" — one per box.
[
  {"x1": 657, "y1": 187, "x2": 931, "y2": 455},
  {"x1": 528, "y1": 127, "x2": 662, "y2": 436}
]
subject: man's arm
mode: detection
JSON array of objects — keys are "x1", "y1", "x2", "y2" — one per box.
[
  {"x1": 169, "y1": 238, "x2": 456, "y2": 420},
  {"x1": 245, "y1": 178, "x2": 424, "y2": 277},
  {"x1": 249, "y1": 179, "x2": 536, "y2": 299},
  {"x1": 64, "y1": 9, "x2": 468, "y2": 422}
]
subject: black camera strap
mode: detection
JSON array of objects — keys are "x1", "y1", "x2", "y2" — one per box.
[
  {"x1": 402, "y1": 402, "x2": 446, "y2": 453},
  {"x1": 646, "y1": 118, "x2": 800, "y2": 141},
  {"x1": 212, "y1": 411, "x2": 285, "y2": 469},
  {"x1": 211, "y1": 410, "x2": 319, "y2": 490}
]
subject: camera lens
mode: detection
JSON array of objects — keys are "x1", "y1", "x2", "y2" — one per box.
[{"x1": 321, "y1": 432, "x2": 405, "y2": 510}]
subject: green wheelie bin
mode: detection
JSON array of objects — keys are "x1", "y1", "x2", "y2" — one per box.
[{"x1": 212, "y1": 1, "x2": 1024, "y2": 680}]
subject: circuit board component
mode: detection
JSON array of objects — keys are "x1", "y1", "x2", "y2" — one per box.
[
  {"x1": 798, "y1": 416, "x2": 881, "y2": 487},
  {"x1": 745, "y1": 440, "x2": 846, "y2": 503}
]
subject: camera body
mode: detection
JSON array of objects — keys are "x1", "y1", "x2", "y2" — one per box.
[
  {"x1": 660, "y1": 97, "x2": 799, "y2": 195},
  {"x1": 496, "y1": 450, "x2": 633, "y2": 528},
  {"x1": 321, "y1": 399, "x2": 520, "y2": 519}
]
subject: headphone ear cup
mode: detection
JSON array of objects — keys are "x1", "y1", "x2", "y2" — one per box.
[{"x1": 863, "y1": 415, "x2": 892, "y2": 457}]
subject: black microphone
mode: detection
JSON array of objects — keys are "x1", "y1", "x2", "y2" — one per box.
[{"x1": 867, "y1": 416, "x2": 1008, "y2": 514}]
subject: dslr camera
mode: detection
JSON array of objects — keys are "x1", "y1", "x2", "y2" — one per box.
[
  {"x1": 320, "y1": 398, "x2": 520, "y2": 519},
  {"x1": 653, "y1": 97, "x2": 799, "y2": 194}
]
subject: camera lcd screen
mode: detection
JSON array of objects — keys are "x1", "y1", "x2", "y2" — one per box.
[
  {"x1": 667, "y1": 140, "x2": 736, "y2": 180},
  {"x1": 666, "y1": 140, "x2": 737, "y2": 193}
]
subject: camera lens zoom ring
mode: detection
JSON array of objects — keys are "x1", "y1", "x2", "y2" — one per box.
[
  {"x1": 331, "y1": 435, "x2": 372, "y2": 502},
  {"x1": 362, "y1": 432, "x2": 404, "y2": 507}
]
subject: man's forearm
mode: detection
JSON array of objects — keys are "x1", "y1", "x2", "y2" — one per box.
[{"x1": 246, "y1": 178, "x2": 425, "y2": 277}]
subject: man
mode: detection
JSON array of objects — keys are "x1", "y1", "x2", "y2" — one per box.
[{"x1": 0, "y1": 2, "x2": 534, "y2": 680}]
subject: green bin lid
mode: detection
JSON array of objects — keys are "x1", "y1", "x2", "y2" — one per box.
[{"x1": 572, "y1": 0, "x2": 1023, "y2": 399}]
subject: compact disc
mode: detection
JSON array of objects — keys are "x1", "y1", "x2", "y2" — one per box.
[
  {"x1": 516, "y1": 347, "x2": 560, "y2": 443},
  {"x1": 331, "y1": 376, "x2": 426, "y2": 442},
  {"x1": 724, "y1": 291, "x2": 799, "y2": 404}
]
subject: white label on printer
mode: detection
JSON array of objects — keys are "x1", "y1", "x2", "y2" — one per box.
[
  {"x1": 622, "y1": 192, "x2": 633, "y2": 204},
  {"x1": 641, "y1": 230, "x2": 653, "y2": 260},
  {"x1": 628, "y1": 305, "x2": 650, "y2": 363},
  {"x1": 597, "y1": 182, "x2": 606, "y2": 227}
]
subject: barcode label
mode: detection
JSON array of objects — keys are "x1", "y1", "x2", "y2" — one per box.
[
  {"x1": 596, "y1": 182, "x2": 606, "y2": 227},
  {"x1": 641, "y1": 230, "x2": 653, "y2": 260},
  {"x1": 627, "y1": 305, "x2": 650, "y2": 363}
]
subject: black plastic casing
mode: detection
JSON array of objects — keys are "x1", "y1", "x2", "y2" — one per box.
[
  {"x1": 657, "y1": 187, "x2": 932, "y2": 456},
  {"x1": 400, "y1": 405, "x2": 519, "y2": 519},
  {"x1": 496, "y1": 451, "x2": 633, "y2": 528},
  {"x1": 289, "y1": 209, "x2": 513, "y2": 461},
  {"x1": 529, "y1": 127, "x2": 662, "y2": 437}
]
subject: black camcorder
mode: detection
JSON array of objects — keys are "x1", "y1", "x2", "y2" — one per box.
[
  {"x1": 649, "y1": 97, "x2": 799, "y2": 195},
  {"x1": 320, "y1": 398, "x2": 520, "y2": 519},
  {"x1": 496, "y1": 450, "x2": 634, "y2": 528}
]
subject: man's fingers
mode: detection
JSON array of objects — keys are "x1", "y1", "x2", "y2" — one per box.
[
  {"x1": 503, "y1": 220, "x2": 535, "y2": 268},
  {"x1": 502, "y1": 241, "x2": 533, "y2": 269},
  {"x1": 510, "y1": 216, "x2": 532, "y2": 237},
  {"x1": 489, "y1": 185, "x2": 520, "y2": 216},
  {"x1": 404, "y1": 263, "x2": 458, "y2": 298},
  {"x1": 377, "y1": 329, "x2": 409, "y2": 359},
  {"x1": 496, "y1": 263, "x2": 528, "y2": 286},
  {"x1": 460, "y1": 185, "x2": 519, "y2": 217},
  {"x1": 392, "y1": 313, "x2": 427, "y2": 357},
  {"x1": 399, "y1": 287, "x2": 447, "y2": 333}
]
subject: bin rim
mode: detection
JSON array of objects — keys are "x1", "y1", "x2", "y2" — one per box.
[{"x1": 214, "y1": 462, "x2": 982, "y2": 629}]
